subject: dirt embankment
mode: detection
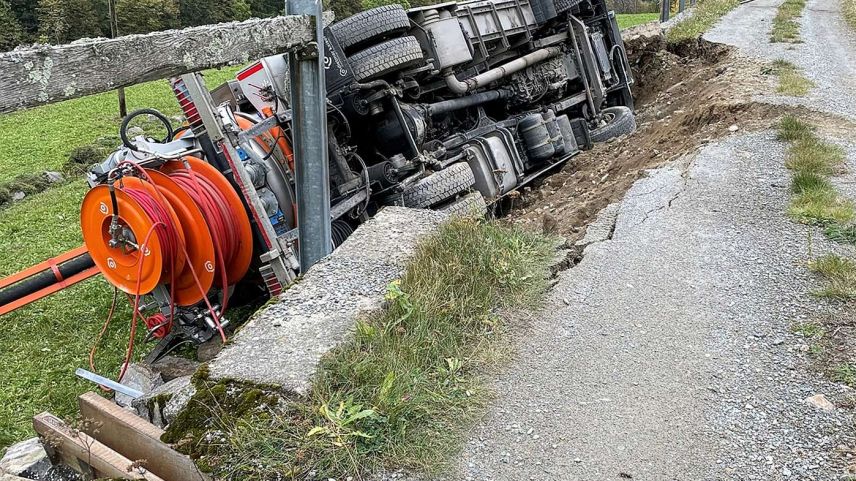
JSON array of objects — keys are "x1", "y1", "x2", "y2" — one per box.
[{"x1": 508, "y1": 29, "x2": 781, "y2": 240}]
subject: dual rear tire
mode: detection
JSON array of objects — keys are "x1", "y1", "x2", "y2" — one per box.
[{"x1": 331, "y1": 5, "x2": 425, "y2": 82}]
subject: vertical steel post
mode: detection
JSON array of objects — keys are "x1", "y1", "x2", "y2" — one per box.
[
  {"x1": 287, "y1": 0, "x2": 331, "y2": 272},
  {"x1": 107, "y1": 0, "x2": 127, "y2": 117}
]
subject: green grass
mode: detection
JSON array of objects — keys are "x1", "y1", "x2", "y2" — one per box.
[
  {"x1": 0, "y1": 181, "x2": 141, "y2": 447},
  {"x1": 164, "y1": 218, "x2": 556, "y2": 479},
  {"x1": 777, "y1": 114, "x2": 815, "y2": 142},
  {"x1": 787, "y1": 139, "x2": 844, "y2": 175},
  {"x1": 824, "y1": 223, "x2": 856, "y2": 244},
  {"x1": 845, "y1": 0, "x2": 856, "y2": 31},
  {"x1": 792, "y1": 320, "x2": 825, "y2": 338},
  {"x1": 0, "y1": 67, "x2": 240, "y2": 185},
  {"x1": 666, "y1": 0, "x2": 740, "y2": 43},
  {"x1": 809, "y1": 254, "x2": 856, "y2": 299},
  {"x1": 616, "y1": 12, "x2": 660, "y2": 29},
  {"x1": 771, "y1": 0, "x2": 806, "y2": 43},
  {"x1": 833, "y1": 363, "x2": 856, "y2": 387},
  {"x1": 792, "y1": 320, "x2": 826, "y2": 356},
  {"x1": 777, "y1": 116, "x2": 853, "y2": 226},
  {"x1": 769, "y1": 60, "x2": 814, "y2": 96}
]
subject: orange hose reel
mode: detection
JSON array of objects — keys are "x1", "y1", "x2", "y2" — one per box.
[{"x1": 80, "y1": 158, "x2": 253, "y2": 305}]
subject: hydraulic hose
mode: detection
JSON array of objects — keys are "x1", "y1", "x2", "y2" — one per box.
[
  {"x1": 0, "y1": 253, "x2": 95, "y2": 308},
  {"x1": 443, "y1": 47, "x2": 563, "y2": 94}
]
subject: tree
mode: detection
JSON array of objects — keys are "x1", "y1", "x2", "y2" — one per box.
[
  {"x1": 361, "y1": 0, "x2": 409, "y2": 9},
  {"x1": 179, "y1": 0, "x2": 251, "y2": 27},
  {"x1": 0, "y1": 0, "x2": 23, "y2": 51},
  {"x1": 248, "y1": 0, "x2": 283, "y2": 17},
  {"x1": 116, "y1": 0, "x2": 180, "y2": 34},
  {"x1": 37, "y1": 0, "x2": 104, "y2": 44},
  {"x1": 325, "y1": 0, "x2": 362, "y2": 20},
  {"x1": 8, "y1": 0, "x2": 37, "y2": 37}
]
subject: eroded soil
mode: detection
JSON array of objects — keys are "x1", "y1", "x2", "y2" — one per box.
[{"x1": 508, "y1": 33, "x2": 783, "y2": 241}]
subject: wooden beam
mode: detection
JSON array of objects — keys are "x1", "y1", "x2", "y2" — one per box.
[
  {"x1": 33, "y1": 412, "x2": 165, "y2": 480},
  {"x1": 0, "y1": 15, "x2": 315, "y2": 114},
  {"x1": 78, "y1": 392, "x2": 210, "y2": 481}
]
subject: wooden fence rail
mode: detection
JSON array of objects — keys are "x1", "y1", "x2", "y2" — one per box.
[{"x1": 0, "y1": 15, "x2": 317, "y2": 114}]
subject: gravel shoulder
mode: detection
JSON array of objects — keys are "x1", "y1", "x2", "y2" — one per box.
[{"x1": 705, "y1": 0, "x2": 856, "y2": 120}]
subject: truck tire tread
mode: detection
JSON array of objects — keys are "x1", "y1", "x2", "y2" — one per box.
[
  {"x1": 403, "y1": 163, "x2": 476, "y2": 209},
  {"x1": 438, "y1": 191, "x2": 488, "y2": 218},
  {"x1": 589, "y1": 106, "x2": 636, "y2": 142},
  {"x1": 331, "y1": 5, "x2": 411, "y2": 53},
  {"x1": 349, "y1": 37, "x2": 424, "y2": 81}
]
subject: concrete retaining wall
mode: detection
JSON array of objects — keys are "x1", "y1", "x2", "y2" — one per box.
[{"x1": 209, "y1": 207, "x2": 447, "y2": 395}]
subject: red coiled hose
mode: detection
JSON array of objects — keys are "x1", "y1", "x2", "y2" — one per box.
[{"x1": 89, "y1": 160, "x2": 241, "y2": 384}]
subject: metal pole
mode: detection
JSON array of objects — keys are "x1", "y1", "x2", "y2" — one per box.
[
  {"x1": 287, "y1": 0, "x2": 331, "y2": 272},
  {"x1": 107, "y1": 0, "x2": 127, "y2": 117}
]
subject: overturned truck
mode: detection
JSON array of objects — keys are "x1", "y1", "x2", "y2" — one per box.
[{"x1": 4, "y1": 0, "x2": 635, "y2": 357}]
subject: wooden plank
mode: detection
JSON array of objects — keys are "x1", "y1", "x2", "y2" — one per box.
[
  {"x1": 33, "y1": 412, "x2": 165, "y2": 480},
  {"x1": 0, "y1": 15, "x2": 314, "y2": 114},
  {"x1": 78, "y1": 392, "x2": 210, "y2": 481}
]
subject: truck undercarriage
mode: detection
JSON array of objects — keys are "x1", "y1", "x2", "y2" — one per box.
[{"x1": 0, "y1": 0, "x2": 636, "y2": 361}]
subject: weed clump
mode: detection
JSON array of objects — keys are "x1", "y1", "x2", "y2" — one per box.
[
  {"x1": 845, "y1": 0, "x2": 856, "y2": 31},
  {"x1": 771, "y1": 0, "x2": 806, "y2": 43},
  {"x1": 809, "y1": 254, "x2": 856, "y2": 299},
  {"x1": 768, "y1": 60, "x2": 814, "y2": 97},
  {"x1": 777, "y1": 115, "x2": 814, "y2": 142},
  {"x1": 778, "y1": 116, "x2": 853, "y2": 226}
]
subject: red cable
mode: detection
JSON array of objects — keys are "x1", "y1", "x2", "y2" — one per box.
[
  {"x1": 169, "y1": 170, "x2": 241, "y2": 314},
  {"x1": 121, "y1": 164, "x2": 230, "y2": 344}
]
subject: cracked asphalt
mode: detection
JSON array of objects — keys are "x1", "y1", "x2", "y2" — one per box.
[{"x1": 441, "y1": 2, "x2": 856, "y2": 479}]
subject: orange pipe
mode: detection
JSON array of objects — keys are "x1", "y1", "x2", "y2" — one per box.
[
  {"x1": 261, "y1": 107, "x2": 295, "y2": 172},
  {"x1": 0, "y1": 246, "x2": 100, "y2": 316}
]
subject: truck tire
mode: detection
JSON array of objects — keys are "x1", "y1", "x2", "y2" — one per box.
[
  {"x1": 554, "y1": 0, "x2": 584, "y2": 13},
  {"x1": 349, "y1": 36, "x2": 424, "y2": 82},
  {"x1": 330, "y1": 5, "x2": 411, "y2": 53},
  {"x1": 438, "y1": 191, "x2": 488, "y2": 218},
  {"x1": 589, "y1": 106, "x2": 636, "y2": 143},
  {"x1": 403, "y1": 163, "x2": 476, "y2": 209}
]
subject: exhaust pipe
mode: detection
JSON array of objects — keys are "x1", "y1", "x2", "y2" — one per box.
[
  {"x1": 443, "y1": 47, "x2": 563, "y2": 95},
  {"x1": 425, "y1": 89, "x2": 512, "y2": 116}
]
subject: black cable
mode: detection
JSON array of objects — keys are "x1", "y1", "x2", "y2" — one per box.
[{"x1": 120, "y1": 109, "x2": 175, "y2": 151}]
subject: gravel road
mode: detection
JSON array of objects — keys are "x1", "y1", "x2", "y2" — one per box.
[
  {"x1": 442, "y1": 5, "x2": 856, "y2": 478},
  {"x1": 705, "y1": 0, "x2": 856, "y2": 120},
  {"x1": 451, "y1": 131, "x2": 855, "y2": 480}
]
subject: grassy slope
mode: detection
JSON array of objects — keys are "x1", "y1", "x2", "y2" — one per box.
[
  {"x1": 617, "y1": 12, "x2": 659, "y2": 29},
  {"x1": 166, "y1": 219, "x2": 555, "y2": 479},
  {"x1": 0, "y1": 68, "x2": 239, "y2": 448}
]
